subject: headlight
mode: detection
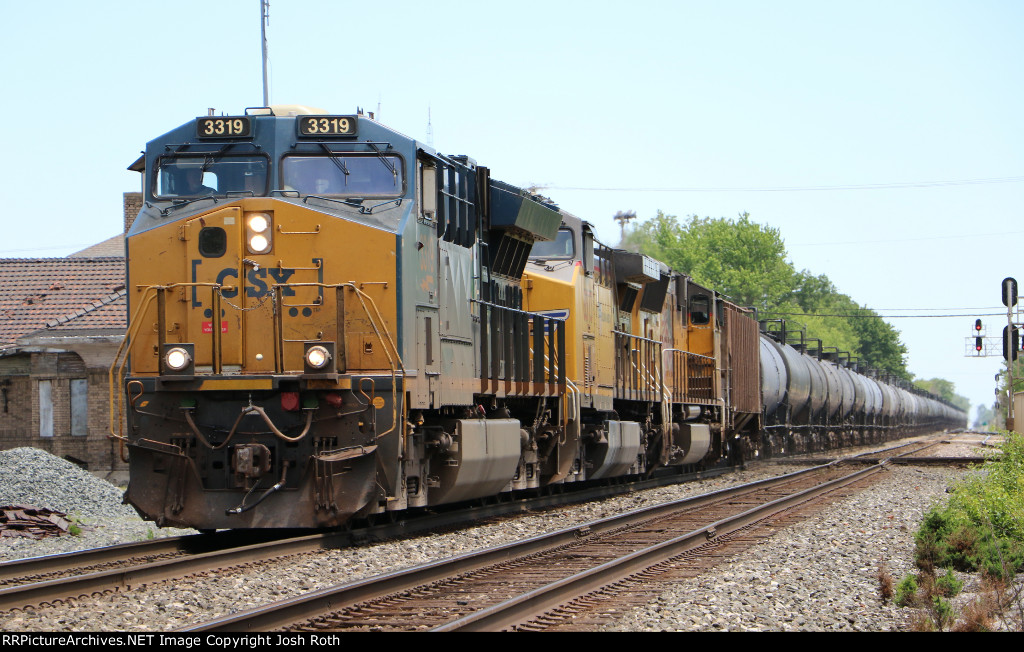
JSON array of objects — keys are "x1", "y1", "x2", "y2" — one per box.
[
  {"x1": 249, "y1": 234, "x2": 270, "y2": 253},
  {"x1": 245, "y1": 212, "x2": 273, "y2": 254},
  {"x1": 247, "y1": 213, "x2": 270, "y2": 233},
  {"x1": 305, "y1": 345, "x2": 331, "y2": 369},
  {"x1": 166, "y1": 347, "x2": 192, "y2": 371}
]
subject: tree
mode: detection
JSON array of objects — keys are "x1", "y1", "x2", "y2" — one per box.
[
  {"x1": 913, "y1": 377, "x2": 970, "y2": 413},
  {"x1": 623, "y1": 212, "x2": 795, "y2": 312},
  {"x1": 973, "y1": 403, "x2": 995, "y2": 430},
  {"x1": 624, "y1": 210, "x2": 911, "y2": 378}
]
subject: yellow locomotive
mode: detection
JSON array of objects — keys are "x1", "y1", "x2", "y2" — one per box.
[{"x1": 113, "y1": 106, "x2": 963, "y2": 530}]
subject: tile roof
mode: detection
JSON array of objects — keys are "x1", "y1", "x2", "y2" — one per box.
[
  {"x1": 0, "y1": 258, "x2": 127, "y2": 344},
  {"x1": 42, "y1": 289, "x2": 126, "y2": 332},
  {"x1": 70, "y1": 235, "x2": 125, "y2": 258}
]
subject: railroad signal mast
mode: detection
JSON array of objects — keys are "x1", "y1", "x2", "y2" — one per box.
[
  {"x1": 965, "y1": 277, "x2": 1021, "y2": 429},
  {"x1": 1003, "y1": 277, "x2": 1018, "y2": 431}
]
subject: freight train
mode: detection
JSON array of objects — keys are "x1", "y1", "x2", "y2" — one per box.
[{"x1": 111, "y1": 106, "x2": 966, "y2": 530}]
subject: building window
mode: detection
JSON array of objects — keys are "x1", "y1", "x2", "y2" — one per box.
[
  {"x1": 39, "y1": 380, "x2": 53, "y2": 438},
  {"x1": 71, "y1": 379, "x2": 88, "y2": 436}
]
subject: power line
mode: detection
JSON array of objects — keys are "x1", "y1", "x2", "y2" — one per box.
[
  {"x1": 864, "y1": 307, "x2": 1003, "y2": 312},
  {"x1": 771, "y1": 311, "x2": 1013, "y2": 319},
  {"x1": 548, "y1": 175, "x2": 1024, "y2": 193},
  {"x1": 0, "y1": 243, "x2": 93, "y2": 255},
  {"x1": 790, "y1": 230, "x2": 1024, "y2": 247}
]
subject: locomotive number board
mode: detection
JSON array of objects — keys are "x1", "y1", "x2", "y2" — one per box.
[
  {"x1": 298, "y1": 116, "x2": 358, "y2": 137},
  {"x1": 196, "y1": 117, "x2": 252, "y2": 138}
]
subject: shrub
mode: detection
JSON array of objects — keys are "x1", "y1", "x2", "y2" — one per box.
[
  {"x1": 877, "y1": 563, "x2": 894, "y2": 603},
  {"x1": 930, "y1": 595, "x2": 955, "y2": 631},
  {"x1": 935, "y1": 568, "x2": 964, "y2": 597},
  {"x1": 913, "y1": 432, "x2": 1024, "y2": 581},
  {"x1": 895, "y1": 574, "x2": 919, "y2": 607}
]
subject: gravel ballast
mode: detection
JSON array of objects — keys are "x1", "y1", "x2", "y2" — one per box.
[
  {"x1": 0, "y1": 441, "x2": 996, "y2": 631},
  {"x1": 606, "y1": 465, "x2": 964, "y2": 631}
]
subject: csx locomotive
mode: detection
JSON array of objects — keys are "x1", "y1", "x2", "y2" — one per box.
[{"x1": 112, "y1": 106, "x2": 965, "y2": 530}]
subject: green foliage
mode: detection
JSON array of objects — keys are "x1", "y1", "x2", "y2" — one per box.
[
  {"x1": 624, "y1": 210, "x2": 913, "y2": 378},
  {"x1": 914, "y1": 432, "x2": 1024, "y2": 581},
  {"x1": 930, "y1": 595, "x2": 956, "y2": 630},
  {"x1": 974, "y1": 403, "x2": 996, "y2": 429},
  {"x1": 68, "y1": 522, "x2": 82, "y2": 536},
  {"x1": 895, "y1": 573, "x2": 919, "y2": 607},
  {"x1": 915, "y1": 378, "x2": 971, "y2": 413},
  {"x1": 624, "y1": 212, "x2": 795, "y2": 311},
  {"x1": 935, "y1": 568, "x2": 964, "y2": 597}
]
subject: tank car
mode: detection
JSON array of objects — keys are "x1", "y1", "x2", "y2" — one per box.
[{"x1": 755, "y1": 322, "x2": 966, "y2": 457}]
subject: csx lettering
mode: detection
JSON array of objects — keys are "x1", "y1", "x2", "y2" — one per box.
[
  {"x1": 191, "y1": 262, "x2": 297, "y2": 307},
  {"x1": 245, "y1": 268, "x2": 298, "y2": 297},
  {"x1": 246, "y1": 268, "x2": 268, "y2": 297},
  {"x1": 216, "y1": 268, "x2": 239, "y2": 298}
]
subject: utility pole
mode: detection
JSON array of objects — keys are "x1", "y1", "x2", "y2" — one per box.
[
  {"x1": 614, "y1": 210, "x2": 636, "y2": 245},
  {"x1": 261, "y1": 0, "x2": 270, "y2": 106}
]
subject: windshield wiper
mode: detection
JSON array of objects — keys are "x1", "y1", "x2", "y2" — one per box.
[
  {"x1": 159, "y1": 196, "x2": 218, "y2": 217},
  {"x1": 302, "y1": 195, "x2": 401, "y2": 215},
  {"x1": 319, "y1": 143, "x2": 350, "y2": 177},
  {"x1": 366, "y1": 142, "x2": 397, "y2": 178}
]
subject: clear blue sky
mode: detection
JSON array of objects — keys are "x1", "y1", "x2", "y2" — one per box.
[{"x1": 1, "y1": 1, "x2": 1021, "y2": 422}]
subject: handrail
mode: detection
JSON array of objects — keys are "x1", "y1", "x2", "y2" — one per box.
[
  {"x1": 108, "y1": 280, "x2": 406, "y2": 451},
  {"x1": 108, "y1": 283, "x2": 225, "y2": 444}
]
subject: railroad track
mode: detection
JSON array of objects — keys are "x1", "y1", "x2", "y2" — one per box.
[
  {"x1": 0, "y1": 432, "x2": 984, "y2": 626},
  {"x1": 780, "y1": 433, "x2": 989, "y2": 467},
  {"x1": 0, "y1": 465, "x2": 735, "y2": 613},
  {"x1": 187, "y1": 446, "x2": 938, "y2": 632}
]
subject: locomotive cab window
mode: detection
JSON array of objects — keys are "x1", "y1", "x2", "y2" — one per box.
[
  {"x1": 155, "y1": 156, "x2": 268, "y2": 199},
  {"x1": 281, "y1": 154, "x2": 403, "y2": 197},
  {"x1": 529, "y1": 228, "x2": 575, "y2": 259},
  {"x1": 689, "y1": 294, "x2": 711, "y2": 325},
  {"x1": 198, "y1": 227, "x2": 227, "y2": 258}
]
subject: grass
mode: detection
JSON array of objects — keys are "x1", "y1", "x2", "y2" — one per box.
[{"x1": 890, "y1": 431, "x2": 1024, "y2": 631}]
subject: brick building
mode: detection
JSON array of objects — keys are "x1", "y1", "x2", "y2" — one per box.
[{"x1": 0, "y1": 193, "x2": 140, "y2": 478}]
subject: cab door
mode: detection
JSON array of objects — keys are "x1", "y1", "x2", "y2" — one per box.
[{"x1": 183, "y1": 207, "x2": 244, "y2": 371}]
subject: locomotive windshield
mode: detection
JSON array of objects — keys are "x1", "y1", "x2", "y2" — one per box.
[
  {"x1": 281, "y1": 154, "x2": 403, "y2": 197},
  {"x1": 529, "y1": 228, "x2": 575, "y2": 259},
  {"x1": 155, "y1": 155, "x2": 268, "y2": 198}
]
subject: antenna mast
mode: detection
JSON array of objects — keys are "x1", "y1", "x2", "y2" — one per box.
[{"x1": 261, "y1": 0, "x2": 270, "y2": 106}]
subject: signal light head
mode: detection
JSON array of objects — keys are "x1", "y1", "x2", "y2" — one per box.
[
  {"x1": 975, "y1": 336, "x2": 983, "y2": 352},
  {"x1": 975, "y1": 319, "x2": 982, "y2": 332}
]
